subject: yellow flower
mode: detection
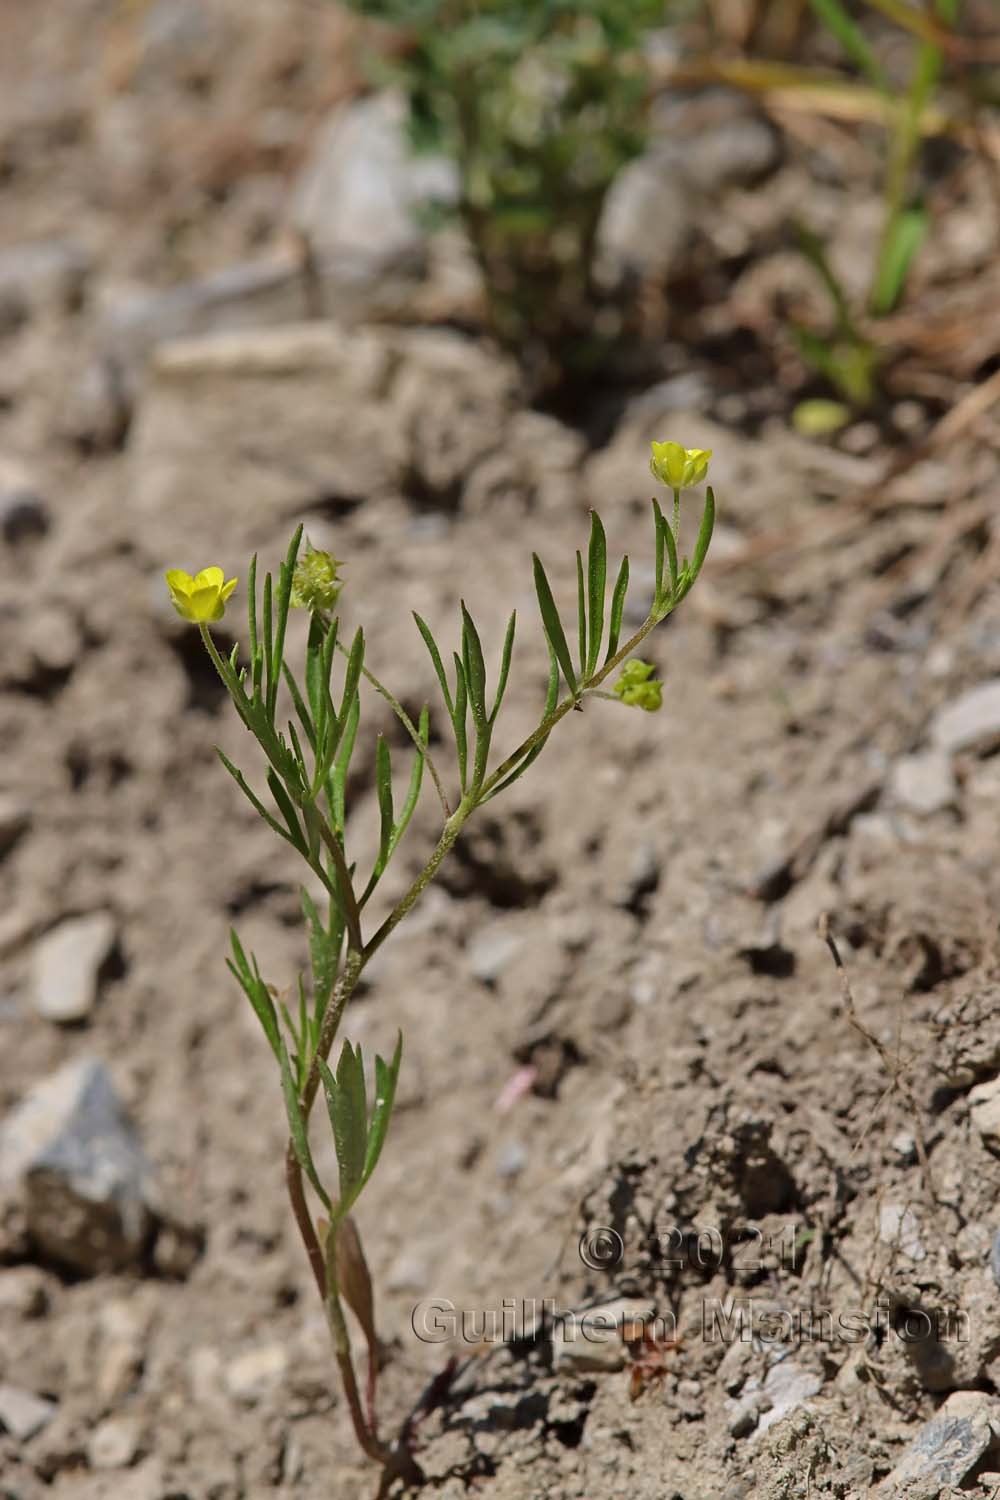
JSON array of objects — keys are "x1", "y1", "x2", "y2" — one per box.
[
  {"x1": 165, "y1": 566, "x2": 237, "y2": 623},
  {"x1": 650, "y1": 441, "x2": 711, "y2": 490},
  {"x1": 613, "y1": 659, "x2": 663, "y2": 712}
]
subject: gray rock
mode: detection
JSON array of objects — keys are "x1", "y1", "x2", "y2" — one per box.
[
  {"x1": 755, "y1": 1357, "x2": 823, "y2": 1436},
  {"x1": 0, "y1": 239, "x2": 90, "y2": 331},
  {"x1": 889, "y1": 749, "x2": 957, "y2": 815},
  {"x1": 289, "y1": 91, "x2": 457, "y2": 273},
  {"x1": 31, "y1": 912, "x2": 116, "y2": 1023},
  {"x1": 0, "y1": 1382, "x2": 57, "y2": 1440},
  {"x1": 496, "y1": 1142, "x2": 527, "y2": 1180},
  {"x1": 992, "y1": 1228, "x2": 1000, "y2": 1290},
  {"x1": 877, "y1": 1391, "x2": 1000, "y2": 1497},
  {"x1": 878, "y1": 1203, "x2": 926, "y2": 1261},
  {"x1": 0, "y1": 1056, "x2": 153, "y2": 1274},
  {"x1": 969, "y1": 1076, "x2": 1000, "y2": 1154},
  {"x1": 931, "y1": 680, "x2": 1000, "y2": 754}
]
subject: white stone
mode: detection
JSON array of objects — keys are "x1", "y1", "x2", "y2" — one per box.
[
  {"x1": 969, "y1": 1076, "x2": 1000, "y2": 1152},
  {"x1": 889, "y1": 750, "x2": 956, "y2": 815},
  {"x1": 225, "y1": 1343, "x2": 289, "y2": 1401},
  {"x1": 31, "y1": 912, "x2": 115, "y2": 1023},
  {"x1": 0, "y1": 1382, "x2": 57, "y2": 1440},
  {"x1": 88, "y1": 1414, "x2": 141, "y2": 1469},
  {"x1": 931, "y1": 680, "x2": 1000, "y2": 754}
]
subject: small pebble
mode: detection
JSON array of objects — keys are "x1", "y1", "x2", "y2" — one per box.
[
  {"x1": 88, "y1": 1414, "x2": 141, "y2": 1469},
  {"x1": 0, "y1": 1382, "x2": 57, "y2": 1440},
  {"x1": 31, "y1": 912, "x2": 116, "y2": 1023},
  {"x1": 225, "y1": 1343, "x2": 289, "y2": 1401}
]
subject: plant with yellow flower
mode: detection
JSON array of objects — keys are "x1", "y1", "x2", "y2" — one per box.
[{"x1": 166, "y1": 442, "x2": 714, "y2": 1485}]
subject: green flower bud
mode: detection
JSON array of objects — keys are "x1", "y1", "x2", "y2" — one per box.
[
  {"x1": 291, "y1": 545, "x2": 343, "y2": 613},
  {"x1": 613, "y1": 659, "x2": 663, "y2": 712}
]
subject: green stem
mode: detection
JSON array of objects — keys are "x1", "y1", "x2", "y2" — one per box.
[{"x1": 672, "y1": 488, "x2": 681, "y2": 548}]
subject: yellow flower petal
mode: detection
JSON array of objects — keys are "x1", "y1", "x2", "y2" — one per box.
[
  {"x1": 165, "y1": 569, "x2": 195, "y2": 595},
  {"x1": 220, "y1": 576, "x2": 238, "y2": 603},
  {"x1": 186, "y1": 585, "x2": 222, "y2": 622},
  {"x1": 193, "y1": 566, "x2": 224, "y2": 590}
]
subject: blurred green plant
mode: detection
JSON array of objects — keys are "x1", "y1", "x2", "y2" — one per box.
[
  {"x1": 341, "y1": 0, "x2": 667, "y2": 389},
  {"x1": 167, "y1": 441, "x2": 715, "y2": 1484},
  {"x1": 789, "y1": 0, "x2": 962, "y2": 412}
]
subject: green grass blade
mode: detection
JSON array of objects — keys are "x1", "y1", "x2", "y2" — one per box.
[
  {"x1": 808, "y1": 0, "x2": 888, "y2": 90},
  {"x1": 870, "y1": 204, "x2": 927, "y2": 315},
  {"x1": 248, "y1": 554, "x2": 261, "y2": 700}
]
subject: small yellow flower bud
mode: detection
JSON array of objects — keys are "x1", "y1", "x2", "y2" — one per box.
[
  {"x1": 290, "y1": 546, "x2": 342, "y2": 613},
  {"x1": 165, "y1": 566, "x2": 237, "y2": 623},
  {"x1": 613, "y1": 659, "x2": 663, "y2": 712},
  {"x1": 650, "y1": 441, "x2": 711, "y2": 491}
]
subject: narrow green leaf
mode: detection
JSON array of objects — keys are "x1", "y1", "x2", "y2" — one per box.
[
  {"x1": 331, "y1": 694, "x2": 360, "y2": 835},
  {"x1": 268, "y1": 526, "x2": 303, "y2": 719},
  {"x1": 282, "y1": 663, "x2": 316, "y2": 753},
  {"x1": 262, "y1": 572, "x2": 274, "y2": 715},
  {"x1": 279, "y1": 1037, "x2": 330, "y2": 1209},
  {"x1": 460, "y1": 604, "x2": 488, "y2": 726},
  {"x1": 870, "y1": 205, "x2": 927, "y2": 316},
  {"x1": 318, "y1": 1042, "x2": 367, "y2": 1212},
  {"x1": 375, "y1": 735, "x2": 394, "y2": 868},
  {"x1": 576, "y1": 550, "x2": 587, "y2": 676},
  {"x1": 689, "y1": 486, "x2": 716, "y2": 582},
  {"x1": 483, "y1": 641, "x2": 559, "y2": 802},
  {"x1": 339, "y1": 628, "x2": 365, "y2": 726},
  {"x1": 452, "y1": 653, "x2": 469, "y2": 792},
  {"x1": 216, "y1": 749, "x2": 296, "y2": 848},
  {"x1": 652, "y1": 497, "x2": 665, "y2": 602},
  {"x1": 286, "y1": 719, "x2": 310, "y2": 785},
  {"x1": 533, "y1": 554, "x2": 578, "y2": 696},
  {"x1": 586, "y1": 512, "x2": 607, "y2": 677},
  {"x1": 362, "y1": 1031, "x2": 403, "y2": 1187},
  {"x1": 305, "y1": 613, "x2": 328, "y2": 736},
  {"x1": 605, "y1": 555, "x2": 630, "y2": 662},
  {"x1": 267, "y1": 767, "x2": 307, "y2": 853},
  {"x1": 389, "y1": 706, "x2": 427, "y2": 856},
  {"x1": 413, "y1": 612, "x2": 454, "y2": 718},
  {"x1": 247, "y1": 555, "x2": 261, "y2": 700},
  {"x1": 489, "y1": 612, "x2": 517, "y2": 725},
  {"x1": 301, "y1": 889, "x2": 336, "y2": 1020},
  {"x1": 226, "y1": 937, "x2": 280, "y2": 1058}
]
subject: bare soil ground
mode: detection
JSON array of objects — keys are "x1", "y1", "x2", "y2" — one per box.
[{"x1": 2, "y1": 4, "x2": 1000, "y2": 1498}]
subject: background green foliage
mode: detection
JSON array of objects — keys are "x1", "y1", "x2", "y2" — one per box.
[{"x1": 342, "y1": 0, "x2": 667, "y2": 387}]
